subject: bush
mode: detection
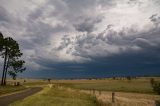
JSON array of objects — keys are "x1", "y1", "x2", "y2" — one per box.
[
  {"x1": 150, "y1": 78, "x2": 160, "y2": 95},
  {"x1": 113, "y1": 77, "x2": 116, "y2": 80},
  {"x1": 48, "y1": 79, "x2": 51, "y2": 82},
  {"x1": 150, "y1": 78, "x2": 155, "y2": 86},
  {"x1": 152, "y1": 82, "x2": 160, "y2": 95},
  {"x1": 126, "y1": 76, "x2": 131, "y2": 80}
]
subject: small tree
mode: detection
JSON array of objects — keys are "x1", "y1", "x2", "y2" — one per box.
[
  {"x1": 48, "y1": 78, "x2": 51, "y2": 82},
  {"x1": 113, "y1": 77, "x2": 116, "y2": 80},
  {"x1": 152, "y1": 82, "x2": 160, "y2": 95},
  {"x1": 150, "y1": 78, "x2": 155, "y2": 87},
  {"x1": 126, "y1": 76, "x2": 132, "y2": 80},
  {"x1": 150, "y1": 78, "x2": 160, "y2": 95}
]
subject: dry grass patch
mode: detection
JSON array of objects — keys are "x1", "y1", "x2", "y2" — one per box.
[{"x1": 80, "y1": 90, "x2": 160, "y2": 106}]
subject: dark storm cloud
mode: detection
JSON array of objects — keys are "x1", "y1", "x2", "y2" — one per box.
[
  {"x1": 55, "y1": 14, "x2": 160, "y2": 65},
  {"x1": 34, "y1": 25, "x2": 156, "y2": 76},
  {"x1": 53, "y1": 12, "x2": 160, "y2": 78},
  {"x1": 25, "y1": 43, "x2": 160, "y2": 78},
  {"x1": 0, "y1": 0, "x2": 160, "y2": 78}
]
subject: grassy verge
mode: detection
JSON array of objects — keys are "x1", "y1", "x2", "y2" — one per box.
[
  {"x1": 11, "y1": 86, "x2": 97, "y2": 106},
  {"x1": 0, "y1": 85, "x2": 26, "y2": 96}
]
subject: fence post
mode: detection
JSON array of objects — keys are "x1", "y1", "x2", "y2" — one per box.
[{"x1": 112, "y1": 92, "x2": 115, "y2": 103}]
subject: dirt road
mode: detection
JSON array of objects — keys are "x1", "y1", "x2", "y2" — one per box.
[{"x1": 0, "y1": 87, "x2": 42, "y2": 106}]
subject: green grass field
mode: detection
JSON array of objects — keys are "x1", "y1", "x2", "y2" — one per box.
[
  {"x1": 52, "y1": 77, "x2": 160, "y2": 94},
  {"x1": 11, "y1": 86, "x2": 97, "y2": 106}
]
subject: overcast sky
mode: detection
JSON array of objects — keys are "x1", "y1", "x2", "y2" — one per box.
[{"x1": 0, "y1": 0, "x2": 160, "y2": 78}]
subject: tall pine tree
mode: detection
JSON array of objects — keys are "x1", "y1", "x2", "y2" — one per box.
[{"x1": 0, "y1": 32, "x2": 26, "y2": 85}]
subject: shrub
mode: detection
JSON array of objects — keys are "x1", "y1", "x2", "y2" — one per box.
[
  {"x1": 126, "y1": 76, "x2": 131, "y2": 80},
  {"x1": 152, "y1": 82, "x2": 160, "y2": 95},
  {"x1": 48, "y1": 79, "x2": 51, "y2": 82},
  {"x1": 113, "y1": 77, "x2": 116, "y2": 80},
  {"x1": 150, "y1": 78, "x2": 160, "y2": 95},
  {"x1": 150, "y1": 78, "x2": 155, "y2": 86}
]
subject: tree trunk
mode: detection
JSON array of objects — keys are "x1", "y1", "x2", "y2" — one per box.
[
  {"x1": 1, "y1": 48, "x2": 7, "y2": 86},
  {"x1": 3, "y1": 56, "x2": 9, "y2": 85}
]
